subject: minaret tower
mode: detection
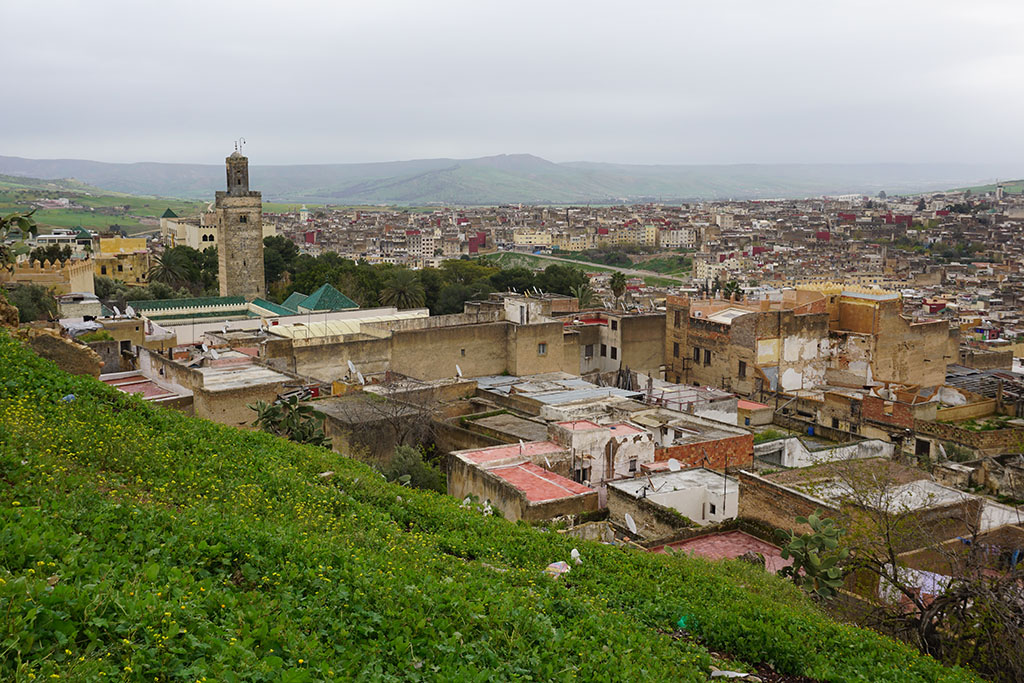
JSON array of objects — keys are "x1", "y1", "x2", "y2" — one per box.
[{"x1": 216, "y1": 142, "x2": 265, "y2": 299}]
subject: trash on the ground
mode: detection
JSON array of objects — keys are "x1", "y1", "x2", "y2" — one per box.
[
  {"x1": 709, "y1": 666, "x2": 761, "y2": 681},
  {"x1": 544, "y1": 561, "x2": 571, "y2": 578},
  {"x1": 570, "y1": 548, "x2": 582, "y2": 565}
]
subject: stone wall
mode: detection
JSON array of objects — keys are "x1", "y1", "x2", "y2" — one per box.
[
  {"x1": 738, "y1": 470, "x2": 836, "y2": 534},
  {"x1": 216, "y1": 192, "x2": 265, "y2": 299},
  {"x1": 606, "y1": 484, "x2": 694, "y2": 541},
  {"x1": 915, "y1": 419, "x2": 1024, "y2": 453}
]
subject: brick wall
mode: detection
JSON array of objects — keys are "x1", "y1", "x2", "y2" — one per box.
[
  {"x1": 656, "y1": 433, "x2": 753, "y2": 470},
  {"x1": 861, "y1": 395, "x2": 915, "y2": 429}
]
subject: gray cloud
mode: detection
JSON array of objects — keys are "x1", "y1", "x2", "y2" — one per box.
[{"x1": 2, "y1": 0, "x2": 1023, "y2": 166}]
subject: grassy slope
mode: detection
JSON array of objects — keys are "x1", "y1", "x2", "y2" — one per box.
[{"x1": 0, "y1": 333, "x2": 975, "y2": 682}]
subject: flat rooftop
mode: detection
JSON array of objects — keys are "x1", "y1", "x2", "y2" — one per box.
[
  {"x1": 195, "y1": 364, "x2": 291, "y2": 392},
  {"x1": 100, "y1": 372, "x2": 189, "y2": 403},
  {"x1": 472, "y1": 414, "x2": 549, "y2": 442},
  {"x1": 490, "y1": 461, "x2": 592, "y2": 503},
  {"x1": 609, "y1": 467, "x2": 738, "y2": 498},
  {"x1": 475, "y1": 373, "x2": 643, "y2": 405},
  {"x1": 649, "y1": 530, "x2": 791, "y2": 573},
  {"x1": 459, "y1": 441, "x2": 565, "y2": 466}
]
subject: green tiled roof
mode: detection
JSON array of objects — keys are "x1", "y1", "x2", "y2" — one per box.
[
  {"x1": 298, "y1": 283, "x2": 358, "y2": 312},
  {"x1": 145, "y1": 311, "x2": 258, "y2": 321},
  {"x1": 250, "y1": 298, "x2": 295, "y2": 316},
  {"x1": 161, "y1": 208, "x2": 178, "y2": 218},
  {"x1": 281, "y1": 292, "x2": 308, "y2": 311},
  {"x1": 131, "y1": 296, "x2": 247, "y2": 312}
]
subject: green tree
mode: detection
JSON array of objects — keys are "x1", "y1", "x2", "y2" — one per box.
[
  {"x1": 263, "y1": 235, "x2": 299, "y2": 288},
  {"x1": 7, "y1": 284, "x2": 57, "y2": 322},
  {"x1": 535, "y1": 263, "x2": 587, "y2": 295},
  {"x1": 380, "y1": 268, "x2": 426, "y2": 309},
  {"x1": 29, "y1": 244, "x2": 73, "y2": 264},
  {"x1": 148, "y1": 249, "x2": 191, "y2": 290},
  {"x1": 776, "y1": 510, "x2": 848, "y2": 599}
]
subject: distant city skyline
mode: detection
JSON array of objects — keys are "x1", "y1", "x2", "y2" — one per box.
[{"x1": 3, "y1": 1, "x2": 1023, "y2": 167}]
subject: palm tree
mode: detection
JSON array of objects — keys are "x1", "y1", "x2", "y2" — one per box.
[
  {"x1": 609, "y1": 272, "x2": 627, "y2": 308},
  {"x1": 379, "y1": 269, "x2": 425, "y2": 310},
  {"x1": 722, "y1": 280, "x2": 743, "y2": 300},
  {"x1": 571, "y1": 282, "x2": 597, "y2": 309},
  {"x1": 148, "y1": 250, "x2": 190, "y2": 290}
]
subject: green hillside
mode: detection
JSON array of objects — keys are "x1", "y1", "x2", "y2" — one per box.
[
  {"x1": 0, "y1": 331, "x2": 975, "y2": 681},
  {"x1": 955, "y1": 179, "x2": 1024, "y2": 195},
  {"x1": 0, "y1": 174, "x2": 206, "y2": 236}
]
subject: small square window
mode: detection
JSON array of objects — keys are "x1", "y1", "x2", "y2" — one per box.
[
  {"x1": 537, "y1": 342, "x2": 547, "y2": 356},
  {"x1": 709, "y1": 503, "x2": 717, "y2": 515},
  {"x1": 704, "y1": 349, "x2": 711, "y2": 365},
  {"x1": 461, "y1": 348, "x2": 466, "y2": 357},
  {"x1": 611, "y1": 347, "x2": 618, "y2": 360},
  {"x1": 693, "y1": 346, "x2": 700, "y2": 362},
  {"x1": 629, "y1": 458, "x2": 637, "y2": 473},
  {"x1": 738, "y1": 360, "x2": 746, "y2": 378},
  {"x1": 611, "y1": 320, "x2": 618, "y2": 331},
  {"x1": 601, "y1": 344, "x2": 607, "y2": 357},
  {"x1": 239, "y1": 215, "x2": 248, "y2": 223}
]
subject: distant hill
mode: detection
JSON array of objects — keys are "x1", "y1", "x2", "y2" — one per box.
[
  {"x1": 955, "y1": 178, "x2": 1024, "y2": 195},
  {"x1": 0, "y1": 153, "x2": 1020, "y2": 204}
]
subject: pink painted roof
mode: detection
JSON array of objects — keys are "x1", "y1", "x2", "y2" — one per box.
[
  {"x1": 557, "y1": 420, "x2": 601, "y2": 430},
  {"x1": 737, "y1": 399, "x2": 770, "y2": 410},
  {"x1": 607, "y1": 423, "x2": 643, "y2": 435},
  {"x1": 462, "y1": 441, "x2": 564, "y2": 465},
  {"x1": 650, "y1": 530, "x2": 791, "y2": 573},
  {"x1": 490, "y1": 462, "x2": 593, "y2": 502},
  {"x1": 101, "y1": 376, "x2": 176, "y2": 401}
]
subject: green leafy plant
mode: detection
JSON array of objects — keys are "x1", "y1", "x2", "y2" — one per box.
[
  {"x1": 249, "y1": 395, "x2": 331, "y2": 448},
  {"x1": 776, "y1": 510, "x2": 849, "y2": 599}
]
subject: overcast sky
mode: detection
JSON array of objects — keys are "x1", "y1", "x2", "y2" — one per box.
[{"x1": 3, "y1": 0, "x2": 1023, "y2": 166}]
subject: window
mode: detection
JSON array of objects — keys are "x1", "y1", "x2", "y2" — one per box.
[
  {"x1": 585, "y1": 344, "x2": 594, "y2": 357},
  {"x1": 704, "y1": 349, "x2": 711, "y2": 366},
  {"x1": 831, "y1": 417, "x2": 840, "y2": 429},
  {"x1": 738, "y1": 360, "x2": 746, "y2": 378},
  {"x1": 100, "y1": 265, "x2": 107, "y2": 275},
  {"x1": 629, "y1": 458, "x2": 637, "y2": 473},
  {"x1": 744, "y1": 417, "x2": 751, "y2": 426},
  {"x1": 537, "y1": 342, "x2": 547, "y2": 356},
  {"x1": 117, "y1": 264, "x2": 123, "y2": 272},
  {"x1": 460, "y1": 348, "x2": 465, "y2": 357},
  {"x1": 674, "y1": 310, "x2": 681, "y2": 327},
  {"x1": 600, "y1": 344, "x2": 607, "y2": 357},
  {"x1": 611, "y1": 320, "x2": 618, "y2": 331},
  {"x1": 673, "y1": 342, "x2": 680, "y2": 358},
  {"x1": 709, "y1": 503, "x2": 717, "y2": 515},
  {"x1": 239, "y1": 215, "x2": 248, "y2": 223},
  {"x1": 610, "y1": 347, "x2": 618, "y2": 360},
  {"x1": 693, "y1": 346, "x2": 700, "y2": 362},
  {"x1": 915, "y1": 438, "x2": 930, "y2": 457}
]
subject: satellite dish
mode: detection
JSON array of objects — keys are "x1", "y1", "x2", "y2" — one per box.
[
  {"x1": 625, "y1": 513, "x2": 637, "y2": 535},
  {"x1": 210, "y1": 348, "x2": 220, "y2": 360},
  {"x1": 455, "y1": 364, "x2": 463, "y2": 378},
  {"x1": 668, "y1": 458, "x2": 681, "y2": 472},
  {"x1": 222, "y1": 324, "x2": 229, "y2": 334},
  {"x1": 356, "y1": 371, "x2": 365, "y2": 385},
  {"x1": 201, "y1": 343, "x2": 209, "y2": 352},
  {"x1": 125, "y1": 305, "x2": 136, "y2": 318},
  {"x1": 113, "y1": 306, "x2": 122, "y2": 318},
  {"x1": 347, "y1": 360, "x2": 357, "y2": 375}
]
